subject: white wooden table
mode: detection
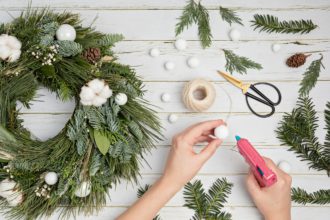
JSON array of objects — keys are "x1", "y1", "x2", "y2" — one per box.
[{"x1": 1, "y1": 0, "x2": 330, "y2": 219}]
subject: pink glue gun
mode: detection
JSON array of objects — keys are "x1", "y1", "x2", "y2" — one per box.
[{"x1": 235, "y1": 135, "x2": 277, "y2": 187}]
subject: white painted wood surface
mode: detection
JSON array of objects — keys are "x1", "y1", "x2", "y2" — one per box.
[{"x1": 1, "y1": 0, "x2": 330, "y2": 219}]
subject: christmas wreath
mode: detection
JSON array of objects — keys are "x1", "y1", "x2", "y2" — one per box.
[{"x1": 0, "y1": 8, "x2": 161, "y2": 219}]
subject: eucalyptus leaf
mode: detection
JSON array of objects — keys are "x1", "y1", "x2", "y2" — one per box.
[{"x1": 93, "y1": 130, "x2": 111, "y2": 155}]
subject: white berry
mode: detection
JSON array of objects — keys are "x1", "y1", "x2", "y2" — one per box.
[
  {"x1": 214, "y1": 125, "x2": 229, "y2": 139},
  {"x1": 164, "y1": 61, "x2": 175, "y2": 71},
  {"x1": 168, "y1": 114, "x2": 178, "y2": 123},
  {"x1": 149, "y1": 48, "x2": 160, "y2": 57},
  {"x1": 272, "y1": 43, "x2": 281, "y2": 53},
  {"x1": 56, "y1": 24, "x2": 76, "y2": 41},
  {"x1": 115, "y1": 93, "x2": 128, "y2": 106},
  {"x1": 187, "y1": 57, "x2": 200, "y2": 68},
  {"x1": 74, "y1": 181, "x2": 91, "y2": 198},
  {"x1": 44, "y1": 172, "x2": 58, "y2": 185},
  {"x1": 174, "y1": 39, "x2": 187, "y2": 50},
  {"x1": 278, "y1": 161, "x2": 291, "y2": 173},
  {"x1": 229, "y1": 28, "x2": 241, "y2": 41},
  {"x1": 161, "y1": 93, "x2": 171, "y2": 102}
]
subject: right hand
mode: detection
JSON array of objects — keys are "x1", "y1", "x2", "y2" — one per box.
[{"x1": 245, "y1": 157, "x2": 292, "y2": 220}]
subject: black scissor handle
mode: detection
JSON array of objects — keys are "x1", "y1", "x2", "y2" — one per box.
[{"x1": 245, "y1": 82, "x2": 282, "y2": 118}]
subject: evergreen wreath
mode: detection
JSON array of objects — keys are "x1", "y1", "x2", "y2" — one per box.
[{"x1": 0, "y1": 8, "x2": 161, "y2": 219}]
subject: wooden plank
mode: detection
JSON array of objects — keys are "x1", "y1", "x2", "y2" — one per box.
[{"x1": 1, "y1": 9, "x2": 329, "y2": 40}]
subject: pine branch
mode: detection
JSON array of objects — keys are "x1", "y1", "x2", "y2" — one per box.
[
  {"x1": 292, "y1": 187, "x2": 330, "y2": 205},
  {"x1": 219, "y1": 7, "x2": 243, "y2": 26},
  {"x1": 251, "y1": 14, "x2": 318, "y2": 34},
  {"x1": 299, "y1": 54, "x2": 324, "y2": 97},
  {"x1": 56, "y1": 40, "x2": 83, "y2": 57},
  {"x1": 324, "y1": 102, "x2": 330, "y2": 165},
  {"x1": 223, "y1": 49, "x2": 262, "y2": 74},
  {"x1": 98, "y1": 34, "x2": 124, "y2": 47},
  {"x1": 175, "y1": 0, "x2": 212, "y2": 48}
]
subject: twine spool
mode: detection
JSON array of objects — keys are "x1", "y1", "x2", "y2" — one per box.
[{"x1": 182, "y1": 78, "x2": 216, "y2": 112}]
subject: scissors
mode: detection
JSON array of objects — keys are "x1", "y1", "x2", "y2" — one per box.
[{"x1": 217, "y1": 71, "x2": 281, "y2": 118}]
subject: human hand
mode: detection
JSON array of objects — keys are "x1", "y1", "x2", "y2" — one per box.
[
  {"x1": 246, "y1": 157, "x2": 292, "y2": 220},
  {"x1": 161, "y1": 119, "x2": 225, "y2": 189}
]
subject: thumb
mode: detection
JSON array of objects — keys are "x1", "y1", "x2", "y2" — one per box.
[
  {"x1": 198, "y1": 138, "x2": 222, "y2": 163},
  {"x1": 246, "y1": 170, "x2": 261, "y2": 197}
]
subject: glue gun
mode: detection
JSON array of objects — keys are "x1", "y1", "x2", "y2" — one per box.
[{"x1": 235, "y1": 135, "x2": 277, "y2": 187}]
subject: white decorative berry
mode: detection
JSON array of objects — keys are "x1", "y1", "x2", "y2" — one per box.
[
  {"x1": 88, "y1": 79, "x2": 105, "y2": 94},
  {"x1": 7, "y1": 192, "x2": 24, "y2": 206},
  {"x1": 187, "y1": 57, "x2": 200, "y2": 68},
  {"x1": 0, "y1": 178, "x2": 17, "y2": 198},
  {"x1": 168, "y1": 114, "x2": 178, "y2": 123},
  {"x1": 80, "y1": 79, "x2": 112, "y2": 107},
  {"x1": 74, "y1": 181, "x2": 91, "y2": 198},
  {"x1": 161, "y1": 93, "x2": 171, "y2": 102},
  {"x1": 229, "y1": 28, "x2": 241, "y2": 41},
  {"x1": 115, "y1": 93, "x2": 128, "y2": 106},
  {"x1": 174, "y1": 38, "x2": 187, "y2": 50},
  {"x1": 164, "y1": 61, "x2": 175, "y2": 71},
  {"x1": 56, "y1": 24, "x2": 76, "y2": 41},
  {"x1": 149, "y1": 48, "x2": 160, "y2": 57},
  {"x1": 0, "y1": 34, "x2": 22, "y2": 62},
  {"x1": 214, "y1": 125, "x2": 229, "y2": 139},
  {"x1": 272, "y1": 43, "x2": 281, "y2": 53},
  {"x1": 44, "y1": 172, "x2": 58, "y2": 185},
  {"x1": 278, "y1": 160, "x2": 291, "y2": 173}
]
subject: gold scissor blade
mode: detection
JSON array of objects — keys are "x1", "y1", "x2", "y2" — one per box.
[{"x1": 217, "y1": 70, "x2": 251, "y2": 94}]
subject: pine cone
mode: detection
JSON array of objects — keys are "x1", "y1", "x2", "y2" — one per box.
[
  {"x1": 286, "y1": 53, "x2": 310, "y2": 68},
  {"x1": 83, "y1": 47, "x2": 101, "y2": 64}
]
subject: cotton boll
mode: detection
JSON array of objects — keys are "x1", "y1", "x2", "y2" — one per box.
[
  {"x1": 161, "y1": 93, "x2": 171, "y2": 102},
  {"x1": 214, "y1": 125, "x2": 229, "y2": 139},
  {"x1": 7, "y1": 50, "x2": 21, "y2": 62},
  {"x1": 80, "y1": 86, "x2": 95, "y2": 102},
  {"x1": 99, "y1": 85, "x2": 113, "y2": 99},
  {"x1": 74, "y1": 181, "x2": 91, "y2": 198},
  {"x1": 80, "y1": 99, "x2": 92, "y2": 106},
  {"x1": 0, "y1": 178, "x2": 17, "y2": 198},
  {"x1": 115, "y1": 93, "x2": 128, "y2": 106},
  {"x1": 168, "y1": 114, "x2": 178, "y2": 123},
  {"x1": 272, "y1": 43, "x2": 281, "y2": 53},
  {"x1": 6, "y1": 35, "x2": 22, "y2": 50},
  {"x1": 7, "y1": 192, "x2": 23, "y2": 206},
  {"x1": 88, "y1": 79, "x2": 105, "y2": 93},
  {"x1": 92, "y1": 96, "x2": 107, "y2": 107},
  {"x1": 0, "y1": 45, "x2": 11, "y2": 60}
]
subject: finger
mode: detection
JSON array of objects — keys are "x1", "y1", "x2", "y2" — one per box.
[
  {"x1": 262, "y1": 157, "x2": 287, "y2": 177},
  {"x1": 245, "y1": 170, "x2": 261, "y2": 196},
  {"x1": 197, "y1": 139, "x2": 222, "y2": 162},
  {"x1": 184, "y1": 120, "x2": 224, "y2": 143},
  {"x1": 195, "y1": 135, "x2": 214, "y2": 143}
]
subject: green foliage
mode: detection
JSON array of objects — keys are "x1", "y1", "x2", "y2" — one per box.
[
  {"x1": 98, "y1": 34, "x2": 124, "y2": 47},
  {"x1": 223, "y1": 49, "x2": 262, "y2": 74},
  {"x1": 93, "y1": 129, "x2": 111, "y2": 155},
  {"x1": 184, "y1": 178, "x2": 233, "y2": 219},
  {"x1": 175, "y1": 0, "x2": 212, "y2": 48},
  {"x1": 56, "y1": 40, "x2": 83, "y2": 57},
  {"x1": 292, "y1": 187, "x2": 330, "y2": 205},
  {"x1": 299, "y1": 55, "x2": 324, "y2": 97},
  {"x1": 251, "y1": 14, "x2": 318, "y2": 34},
  {"x1": 219, "y1": 7, "x2": 243, "y2": 26}
]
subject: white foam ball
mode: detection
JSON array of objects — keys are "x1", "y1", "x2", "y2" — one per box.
[
  {"x1": 278, "y1": 161, "x2": 291, "y2": 173},
  {"x1": 92, "y1": 96, "x2": 107, "y2": 107},
  {"x1": 164, "y1": 61, "x2": 175, "y2": 71},
  {"x1": 99, "y1": 85, "x2": 113, "y2": 99},
  {"x1": 74, "y1": 181, "x2": 91, "y2": 198},
  {"x1": 0, "y1": 178, "x2": 17, "y2": 198},
  {"x1": 88, "y1": 79, "x2": 105, "y2": 94},
  {"x1": 56, "y1": 24, "x2": 76, "y2": 41},
  {"x1": 187, "y1": 57, "x2": 200, "y2": 68},
  {"x1": 214, "y1": 125, "x2": 229, "y2": 139},
  {"x1": 149, "y1": 48, "x2": 160, "y2": 57},
  {"x1": 7, "y1": 192, "x2": 23, "y2": 206},
  {"x1": 115, "y1": 93, "x2": 128, "y2": 106},
  {"x1": 272, "y1": 43, "x2": 281, "y2": 53},
  {"x1": 174, "y1": 39, "x2": 187, "y2": 50},
  {"x1": 44, "y1": 172, "x2": 58, "y2": 185},
  {"x1": 229, "y1": 28, "x2": 241, "y2": 41},
  {"x1": 168, "y1": 114, "x2": 178, "y2": 123},
  {"x1": 80, "y1": 86, "x2": 95, "y2": 102},
  {"x1": 161, "y1": 93, "x2": 171, "y2": 102}
]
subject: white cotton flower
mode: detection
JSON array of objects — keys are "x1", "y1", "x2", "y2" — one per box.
[
  {"x1": 0, "y1": 45, "x2": 11, "y2": 60},
  {"x1": 0, "y1": 178, "x2": 17, "y2": 198},
  {"x1": 92, "y1": 96, "x2": 107, "y2": 107},
  {"x1": 7, "y1": 50, "x2": 21, "y2": 62},
  {"x1": 80, "y1": 86, "x2": 95, "y2": 101},
  {"x1": 7, "y1": 191, "x2": 23, "y2": 206},
  {"x1": 88, "y1": 79, "x2": 105, "y2": 94},
  {"x1": 98, "y1": 85, "x2": 113, "y2": 99},
  {"x1": 0, "y1": 34, "x2": 22, "y2": 62},
  {"x1": 80, "y1": 99, "x2": 93, "y2": 106},
  {"x1": 5, "y1": 35, "x2": 22, "y2": 50}
]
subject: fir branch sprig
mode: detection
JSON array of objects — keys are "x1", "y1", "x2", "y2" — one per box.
[
  {"x1": 299, "y1": 54, "x2": 324, "y2": 97},
  {"x1": 219, "y1": 7, "x2": 243, "y2": 26},
  {"x1": 184, "y1": 178, "x2": 233, "y2": 219},
  {"x1": 175, "y1": 0, "x2": 212, "y2": 48},
  {"x1": 251, "y1": 14, "x2": 318, "y2": 34},
  {"x1": 223, "y1": 49, "x2": 262, "y2": 74},
  {"x1": 292, "y1": 187, "x2": 330, "y2": 205}
]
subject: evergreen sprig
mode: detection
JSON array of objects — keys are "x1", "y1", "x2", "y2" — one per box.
[
  {"x1": 292, "y1": 187, "x2": 330, "y2": 205},
  {"x1": 56, "y1": 40, "x2": 83, "y2": 57},
  {"x1": 223, "y1": 49, "x2": 262, "y2": 74},
  {"x1": 251, "y1": 14, "x2": 318, "y2": 34},
  {"x1": 219, "y1": 7, "x2": 243, "y2": 26},
  {"x1": 299, "y1": 54, "x2": 324, "y2": 97},
  {"x1": 175, "y1": 0, "x2": 212, "y2": 48},
  {"x1": 184, "y1": 178, "x2": 233, "y2": 219}
]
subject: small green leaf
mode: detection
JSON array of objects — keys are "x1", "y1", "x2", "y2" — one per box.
[{"x1": 93, "y1": 130, "x2": 110, "y2": 155}]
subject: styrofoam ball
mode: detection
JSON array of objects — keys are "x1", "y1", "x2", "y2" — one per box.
[
  {"x1": 161, "y1": 93, "x2": 171, "y2": 102},
  {"x1": 115, "y1": 93, "x2": 128, "y2": 105},
  {"x1": 214, "y1": 125, "x2": 229, "y2": 139},
  {"x1": 229, "y1": 28, "x2": 241, "y2": 41},
  {"x1": 164, "y1": 61, "x2": 175, "y2": 71},
  {"x1": 149, "y1": 48, "x2": 160, "y2": 57},
  {"x1": 56, "y1": 24, "x2": 76, "y2": 41},
  {"x1": 44, "y1": 172, "x2": 58, "y2": 185},
  {"x1": 88, "y1": 79, "x2": 105, "y2": 93},
  {"x1": 92, "y1": 96, "x2": 107, "y2": 107},
  {"x1": 187, "y1": 57, "x2": 200, "y2": 68},
  {"x1": 74, "y1": 181, "x2": 91, "y2": 198},
  {"x1": 0, "y1": 178, "x2": 17, "y2": 198},
  {"x1": 80, "y1": 86, "x2": 95, "y2": 102},
  {"x1": 7, "y1": 192, "x2": 23, "y2": 206},
  {"x1": 99, "y1": 85, "x2": 113, "y2": 99},
  {"x1": 174, "y1": 39, "x2": 187, "y2": 50},
  {"x1": 272, "y1": 43, "x2": 281, "y2": 53},
  {"x1": 168, "y1": 114, "x2": 178, "y2": 123},
  {"x1": 278, "y1": 161, "x2": 291, "y2": 173}
]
